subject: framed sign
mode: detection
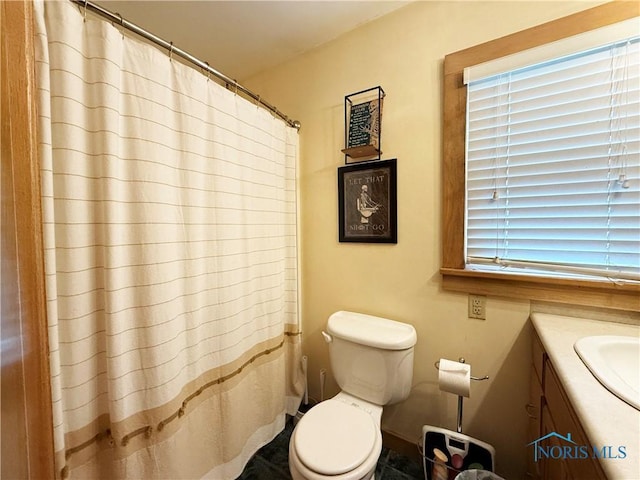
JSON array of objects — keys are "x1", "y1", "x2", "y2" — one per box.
[{"x1": 338, "y1": 158, "x2": 397, "y2": 243}]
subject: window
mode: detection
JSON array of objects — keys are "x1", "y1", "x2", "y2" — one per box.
[
  {"x1": 465, "y1": 28, "x2": 639, "y2": 282},
  {"x1": 442, "y1": 3, "x2": 640, "y2": 310}
]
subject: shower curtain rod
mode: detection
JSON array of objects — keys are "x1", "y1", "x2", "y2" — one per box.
[{"x1": 70, "y1": 0, "x2": 301, "y2": 130}]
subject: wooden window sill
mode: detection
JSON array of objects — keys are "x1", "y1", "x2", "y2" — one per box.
[{"x1": 441, "y1": 268, "x2": 640, "y2": 312}]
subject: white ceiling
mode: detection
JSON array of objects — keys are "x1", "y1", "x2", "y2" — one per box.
[{"x1": 99, "y1": 1, "x2": 410, "y2": 81}]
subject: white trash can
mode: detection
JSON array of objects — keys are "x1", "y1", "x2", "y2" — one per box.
[{"x1": 455, "y1": 469, "x2": 505, "y2": 480}]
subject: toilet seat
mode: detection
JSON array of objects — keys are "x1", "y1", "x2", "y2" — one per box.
[{"x1": 294, "y1": 399, "x2": 378, "y2": 476}]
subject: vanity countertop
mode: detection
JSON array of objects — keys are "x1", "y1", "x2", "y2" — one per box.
[{"x1": 531, "y1": 312, "x2": 640, "y2": 480}]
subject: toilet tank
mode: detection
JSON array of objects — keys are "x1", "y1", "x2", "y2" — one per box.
[{"x1": 325, "y1": 311, "x2": 417, "y2": 405}]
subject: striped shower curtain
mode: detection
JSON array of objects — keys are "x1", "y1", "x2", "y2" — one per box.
[{"x1": 34, "y1": 1, "x2": 302, "y2": 478}]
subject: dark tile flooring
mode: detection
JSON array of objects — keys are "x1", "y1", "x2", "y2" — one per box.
[{"x1": 237, "y1": 418, "x2": 424, "y2": 480}]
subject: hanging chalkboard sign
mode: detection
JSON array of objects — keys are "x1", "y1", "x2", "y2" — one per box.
[
  {"x1": 342, "y1": 86, "x2": 385, "y2": 161},
  {"x1": 347, "y1": 99, "x2": 381, "y2": 149}
]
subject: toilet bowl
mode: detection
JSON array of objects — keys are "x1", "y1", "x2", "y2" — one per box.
[
  {"x1": 288, "y1": 311, "x2": 417, "y2": 480},
  {"x1": 289, "y1": 393, "x2": 382, "y2": 480}
]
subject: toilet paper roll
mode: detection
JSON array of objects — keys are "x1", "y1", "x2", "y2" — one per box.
[{"x1": 438, "y1": 358, "x2": 471, "y2": 397}]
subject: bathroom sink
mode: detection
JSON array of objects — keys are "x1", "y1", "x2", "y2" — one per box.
[{"x1": 574, "y1": 335, "x2": 640, "y2": 411}]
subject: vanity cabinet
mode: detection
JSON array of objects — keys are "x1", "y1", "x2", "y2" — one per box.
[
  {"x1": 526, "y1": 332, "x2": 544, "y2": 478},
  {"x1": 527, "y1": 330, "x2": 607, "y2": 480}
]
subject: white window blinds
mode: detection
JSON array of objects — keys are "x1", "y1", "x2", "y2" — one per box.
[{"x1": 465, "y1": 35, "x2": 640, "y2": 282}]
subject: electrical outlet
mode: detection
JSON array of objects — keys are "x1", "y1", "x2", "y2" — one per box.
[{"x1": 468, "y1": 294, "x2": 486, "y2": 320}]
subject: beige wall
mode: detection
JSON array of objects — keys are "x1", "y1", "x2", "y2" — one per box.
[{"x1": 245, "y1": 2, "x2": 603, "y2": 477}]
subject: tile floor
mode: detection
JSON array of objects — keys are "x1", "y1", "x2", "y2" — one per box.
[{"x1": 237, "y1": 418, "x2": 424, "y2": 480}]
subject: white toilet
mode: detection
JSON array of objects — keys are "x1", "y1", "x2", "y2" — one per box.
[{"x1": 289, "y1": 311, "x2": 417, "y2": 480}]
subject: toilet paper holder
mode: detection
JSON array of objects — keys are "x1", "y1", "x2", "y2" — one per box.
[
  {"x1": 434, "y1": 358, "x2": 489, "y2": 433},
  {"x1": 434, "y1": 358, "x2": 489, "y2": 382}
]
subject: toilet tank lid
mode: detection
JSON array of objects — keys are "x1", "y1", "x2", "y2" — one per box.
[{"x1": 327, "y1": 311, "x2": 417, "y2": 350}]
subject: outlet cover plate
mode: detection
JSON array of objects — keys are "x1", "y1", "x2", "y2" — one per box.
[{"x1": 468, "y1": 295, "x2": 486, "y2": 320}]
